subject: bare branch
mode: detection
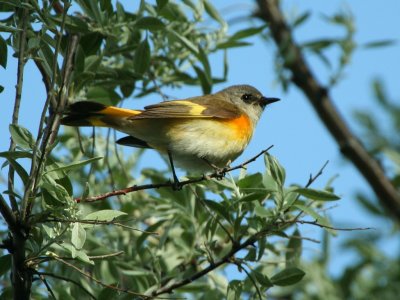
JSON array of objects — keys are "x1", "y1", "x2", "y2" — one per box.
[
  {"x1": 45, "y1": 218, "x2": 159, "y2": 235},
  {"x1": 256, "y1": 0, "x2": 400, "y2": 220},
  {"x1": 35, "y1": 271, "x2": 96, "y2": 300},
  {"x1": 37, "y1": 274, "x2": 56, "y2": 300},
  {"x1": 75, "y1": 146, "x2": 274, "y2": 203},
  {"x1": 88, "y1": 251, "x2": 125, "y2": 260},
  {"x1": 281, "y1": 219, "x2": 372, "y2": 232},
  {"x1": 0, "y1": 194, "x2": 18, "y2": 233}
]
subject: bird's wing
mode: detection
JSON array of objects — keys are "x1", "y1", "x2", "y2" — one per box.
[{"x1": 129, "y1": 94, "x2": 241, "y2": 120}]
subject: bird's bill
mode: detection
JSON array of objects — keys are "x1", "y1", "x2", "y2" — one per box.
[{"x1": 260, "y1": 97, "x2": 280, "y2": 106}]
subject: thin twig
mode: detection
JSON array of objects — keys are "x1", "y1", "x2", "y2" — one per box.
[
  {"x1": 37, "y1": 274, "x2": 56, "y2": 300},
  {"x1": 22, "y1": 2, "x2": 71, "y2": 221},
  {"x1": 289, "y1": 160, "x2": 330, "y2": 220},
  {"x1": 35, "y1": 271, "x2": 96, "y2": 300},
  {"x1": 75, "y1": 146, "x2": 274, "y2": 203},
  {"x1": 88, "y1": 251, "x2": 125, "y2": 260},
  {"x1": 45, "y1": 217, "x2": 159, "y2": 235},
  {"x1": 189, "y1": 185, "x2": 235, "y2": 245},
  {"x1": 305, "y1": 161, "x2": 329, "y2": 189},
  {"x1": 233, "y1": 261, "x2": 262, "y2": 300},
  {"x1": 7, "y1": 6, "x2": 29, "y2": 213},
  {"x1": 0, "y1": 194, "x2": 18, "y2": 234},
  {"x1": 281, "y1": 219, "x2": 372, "y2": 232}
]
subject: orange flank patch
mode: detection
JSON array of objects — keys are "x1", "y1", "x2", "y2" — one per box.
[
  {"x1": 99, "y1": 106, "x2": 141, "y2": 117},
  {"x1": 220, "y1": 114, "x2": 253, "y2": 140}
]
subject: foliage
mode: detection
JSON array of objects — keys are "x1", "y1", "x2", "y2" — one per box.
[
  {"x1": 1, "y1": 0, "x2": 398, "y2": 299},
  {"x1": 0, "y1": 0, "x2": 342, "y2": 299}
]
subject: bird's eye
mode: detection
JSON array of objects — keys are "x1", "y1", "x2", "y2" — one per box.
[{"x1": 241, "y1": 94, "x2": 252, "y2": 102}]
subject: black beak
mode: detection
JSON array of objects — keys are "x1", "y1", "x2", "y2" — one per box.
[{"x1": 260, "y1": 97, "x2": 280, "y2": 107}]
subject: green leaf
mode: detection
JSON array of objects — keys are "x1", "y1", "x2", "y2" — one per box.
[
  {"x1": 42, "y1": 181, "x2": 71, "y2": 202},
  {"x1": 254, "y1": 204, "x2": 272, "y2": 218},
  {"x1": 60, "y1": 243, "x2": 93, "y2": 264},
  {"x1": 156, "y1": 0, "x2": 169, "y2": 10},
  {"x1": 230, "y1": 25, "x2": 267, "y2": 41},
  {"x1": 0, "y1": 85, "x2": 3, "y2": 93},
  {"x1": 0, "y1": 255, "x2": 11, "y2": 277},
  {"x1": 237, "y1": 191, "x2": 268, "y2": 203},
  {"x1": 168, "y1": 29, "x2": 198, "y2": 54},
  {"x1": 294, "y1": 203, "x2": 336, "y2": 234},
  {"x1": 9, "y1": 124, "x2": 35, "y2": 149},
  {"x1": 0, "y1": 35, "x2": 7, "y2": 69},
  {"x1": 253, "y1": 270, "x2": 273, "y2": 288},
  {"x1": 203, "y1": 200, "x2": 231, "y2": 223},
  {"x1": 50, "y1": 15, "x2": 89, "y2": 33},
  {"x1": 295, "y1": 188, "x2": 340, "y2": 201},
  {"x1": 86, "y1": 86, "x2": 122, "y2": 106},
  {"x1": 37, "y1": 41, "x2": 59, "y2": 80},
  {"x1": 193, "y1": 65, "x2": 211, "y2": 94},
  {"x1": 134, "y1": 38, "x2": 151, "y2": 75},
  {"x1": 203, "y1": 0, "x2": 226, "y2": 26},
  {"x1": 363, "y1": 39, "x2": 396, "y2": 49},
  {"x1": 216, "y1": 40, "x2": 252, "y2": 49},
  {"x1": 286, "y1": 229, "x2": 302, "y2": 266},
  {"x1": 265, "y1": 154, "x2": 285, "y2": 186},
  {"x1": 270, "y1": 267, "x2": 305, "y2": 286},
  {"x1": 7, "y1": 158, "x2": 29, "y2": 186},
  {"x1": 302, "y1": 39, "x2": 336, "y2": 51},
  {"x1": 292, "y1": 11, "x2": 311, "y2": 28},
  {"x1": 227, "y1": 280, "x2": 243, "y2": 300},
  {"x1": 44, "y1": 157, "x2": 102, "y2": 175},
  {"x1": 135, "y1": 17, "x2": 165, "y2": 31},
  {"x1": 84, "y1": 210, "x2": 127, "y2": 222},
  {"x1": 238, "y1": 173, "x2": 263, "y2": 189},
  {"x1": 0, "y1": 150, "x2": 32, "y2": 160},
  {"x1": 197, "y1": 46, "x2": 212, "y2": 87},
  {"x1": 71, "y1": 223, "x2": 86, "y2": 250}
]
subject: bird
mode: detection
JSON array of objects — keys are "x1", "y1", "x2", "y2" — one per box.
[{"x1": 61, "y1": 84, "x2": 279, "y2": 186}]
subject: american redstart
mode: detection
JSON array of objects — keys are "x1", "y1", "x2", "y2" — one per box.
[{"x1": 61, "y1": 85, "x2": 279, "y2": 185}]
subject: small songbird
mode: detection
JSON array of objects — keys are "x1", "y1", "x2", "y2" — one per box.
[{"x1": 61, "y1": 85, "x2": 279, "y2": 185}]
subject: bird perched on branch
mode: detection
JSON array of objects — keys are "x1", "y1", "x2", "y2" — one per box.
[{"x1": 61, "y1": 85, "x2": 279, "y2": 187}]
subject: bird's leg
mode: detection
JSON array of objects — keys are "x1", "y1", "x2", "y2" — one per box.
[
  {"x1": 168, "y1": 151, "x2": 182, "y2": 190},
  {"x1": 202, "y1": 158, "x2": 228, "y2": 180}
]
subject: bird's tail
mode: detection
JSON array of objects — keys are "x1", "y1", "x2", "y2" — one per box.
[{"x1": 61, "y1": 101, "x2": 141, "y2": 128}]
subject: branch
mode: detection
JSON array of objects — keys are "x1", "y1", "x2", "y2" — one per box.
[
  {"x1": 37, "y1": 274, "x2": 56, "y2": 300},
  {"x1": 50, "y1": 256, "x2": 150, "y2": 299},
  {"x1": 150, "y1": 233, "x2": 259, "y2": 298},
  {"x1": 75, "y1": 146, "x2": 273, "y2": 203},
  {"x1": 279, "y1": 219, "x2": 372, "y2": 232},
  {"x1": 44, "y1": 218, "x2": 158, "y2": 235},
  {"x1": 256, "y1": 0, "x2": 400, "y2": 220},
  {"x1": 35, "y1": 271, "x2": 96, "y2": 300},
  {"x1": 7, "y1": 6, "x2": 29, "y2": 214},
  {"x1": 0, "y1": 194, "x2": 18, "y2": 233}
]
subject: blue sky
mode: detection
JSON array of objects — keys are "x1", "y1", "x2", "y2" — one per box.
[{"x1": 1, "y1": 0, "x2": 399, "y2": 279}]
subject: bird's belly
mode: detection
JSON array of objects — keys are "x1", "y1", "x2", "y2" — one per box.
[
  {"x1": 167, "y1": 118, "x2": 253, "y2": 170},
  {"x1": 125, "y1": 117, "x2": 253, "y2": 171}
]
